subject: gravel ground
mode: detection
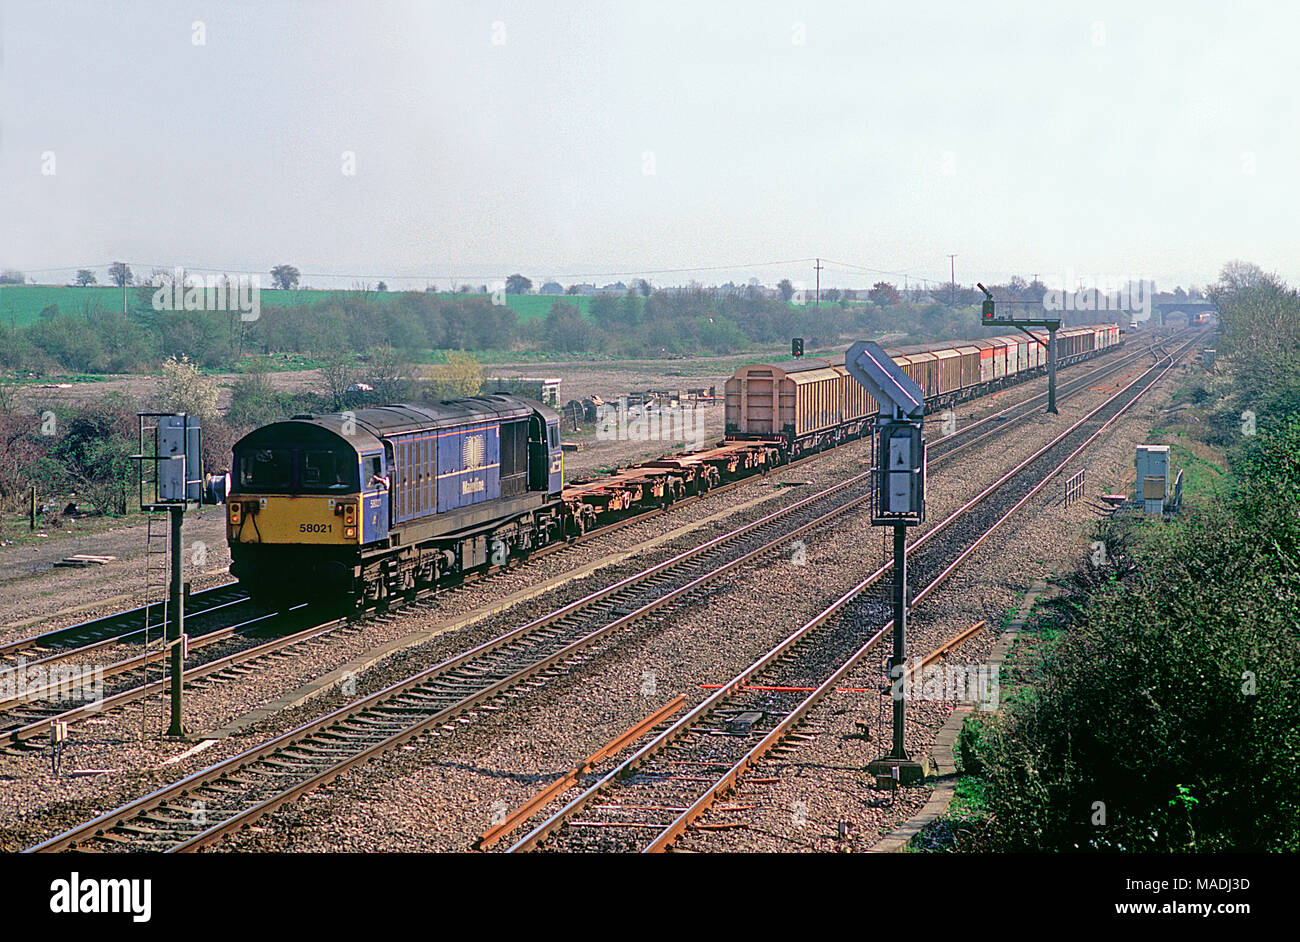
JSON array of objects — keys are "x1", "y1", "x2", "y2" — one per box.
[
  {"x1": 676, "y1": 353, "x2": 1192, "y2": 852},
  {"x1": 0, "y1": 510, "x2": 233, "y2": 642},
  {"x1": 0, "y1": 434, "x2": 878, "y2": 849},
  {"x1": 198, "y1": 346, "x2": 1187, "y2": 853},
  {"x1": 0, "y1": 338, "x2": 1181, "y2": 851}
]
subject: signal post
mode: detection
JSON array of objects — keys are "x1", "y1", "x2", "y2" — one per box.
[
  {"x1": 978, "y1": 282, "x2": 1062, "y2": 414},
  {"x1": 133, "y1": 414, "x2": 205, "y2": 738},
  {"x1": 845, "y1": 342, "x2": 928, "y2": 785}
]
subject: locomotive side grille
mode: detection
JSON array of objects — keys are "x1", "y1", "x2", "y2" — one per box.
[{"x1": 500, "y1": 419, "x2": 528, "y2": 497}]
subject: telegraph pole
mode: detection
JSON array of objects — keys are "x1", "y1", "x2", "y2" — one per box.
[
  {"x1": 814, "y1": 258, "x2": 824, "y2": 309},
  {"x1": 948, "y1": 254, "x2": 957, "y2": 304}
]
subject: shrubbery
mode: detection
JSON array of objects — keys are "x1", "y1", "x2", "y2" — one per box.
[
  {"x1": 4, "y1": 286, "x2": 998, "y2": 376},
  {"x1": 958, "y1": 262, "x2": 1300, "y2": 852}
]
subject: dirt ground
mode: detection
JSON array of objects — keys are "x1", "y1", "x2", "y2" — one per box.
[{"x1": 13, "y1": 352, "x2": 759, "y2": 414}]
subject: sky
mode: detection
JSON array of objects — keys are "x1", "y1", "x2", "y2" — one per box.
[{"x1": 1, "y1": 1, "x2": 1295, "y2": 293}]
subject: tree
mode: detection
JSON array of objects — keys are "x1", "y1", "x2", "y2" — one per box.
[
  {"x1": 1216, "y1": 260, "x2": 1275, "y2": 294},
  {"x1": 316, "y1": 353, "x2": 356, "y2": 411},
  {"x1": 565, "y1": 284, "x2": 581, "y2": 295},
  {"x1": 75, "y1": 270, "x2": 98, "y2": 286},
  {"x1": 777, "y1": 279, "x2": 794, "y2": 302},
  {"x1": 226, "y1": 362, "x2": 288, "y2": 428},
  {"x1": 632, "y1": 278, "x2": 652, "y2": 298},
  {"x1": 426, "y1": 351, "x2": 483, "y2": 400},
  {"x1": 505, "y1": 274, "x2": 532, "y2": 295},
  {"x1": 271, "y1": 264, "x2": 301, "y2": 290},
  {"x1": 157, "y1": 355, "x2": 219, "y2": 424},
  {"x1": 108, "y1": 262, "x2": 133, "y2": 287},
  {"x1": 544, "y1": 301, "x2": 602, "y2": 352},
  {"x1": 36, "y1": 396, "x2": 139, "y2": 516},
  {"x1": 868, "y1": 281, "x2": 901, "y2": 306},
  {"x1": 376, "y1": 281, "x2": 388, "y2": 292},
  {"x1": 365, "y1": 345, "x2": 413, "y2": 403}
]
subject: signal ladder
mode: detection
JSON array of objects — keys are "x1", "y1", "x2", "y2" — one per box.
[{"x1": 139, "y1": 510, "x2": 170, "y2": 738}]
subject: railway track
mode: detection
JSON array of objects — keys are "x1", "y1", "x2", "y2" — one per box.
[
  {"x1": 502, "y1": 330, "x2": 1203, "y2": 853},
  {"x1": 4, "y1": 335, "x2": 1174, "y2": 751},
  {"x1": 25, "y1": 471, "x2": 881, "y2": 851},
  {"x1": 0, "y1": 446, "x2": 864, "y2": 747},
  {"x1": 22, "y1": 333, "x2": 1199, "y2": 850},
  {"x1": 0, "y1": 585, "x2": 251, "y2": 664},
  {"x1": 922, "y1": 331, "x2": 1180, "y2": 462},
  {"x1": 4, "y1": 329, "x2": 1166, "y2": 676}
]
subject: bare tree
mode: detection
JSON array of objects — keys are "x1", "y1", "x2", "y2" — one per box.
[
  {"x1": 366, "y1": 345, "x2": 413, "y2": 403},
  {"x1": 108, "y1": 262, "x2": 133, "y2": 287},
  {"x1": 316, "y1": 353, "x2": 356, "y2": 411}
]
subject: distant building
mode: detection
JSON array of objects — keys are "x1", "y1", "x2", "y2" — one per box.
[
  {"x1": 487, "y1": 376, "x2": 561, "y2": 406},
  {"x1": 539, "y1": 281, "x2": 564, "y2": 295}
]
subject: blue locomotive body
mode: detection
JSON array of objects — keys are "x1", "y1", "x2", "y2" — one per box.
[{"x1": 227, "y1": 395, "x2": 566, "y2": 602}]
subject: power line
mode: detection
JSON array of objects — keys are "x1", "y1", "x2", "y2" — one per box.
[
  {"x1": 820, "y1": 258, "x2": 946, "y2": 287},
  {"x1": 11, "y1": 255, "x2": 957, "y2": 290},
  {"x1": 9, "y1": 257, "x2": 823, "y2": 283}
]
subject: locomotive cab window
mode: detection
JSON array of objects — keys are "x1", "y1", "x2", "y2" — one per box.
[
  {"x1": 299, "y1": 448, "x2": 358, "y2": 493},
  {"x1": 548, "y1": 424, "x2": 559, "y2": 450},
  {"x1": 238, "y1": 448, "x2": 292, "y2": 493},
  {"x1": 363, "y1": 455, "x2": 382, "y2": 486}
]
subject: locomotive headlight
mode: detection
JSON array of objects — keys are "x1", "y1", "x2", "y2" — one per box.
[
  {"x1": 344, "y1": 526, "x2": 356, "y2": 539},
  {"x1": 229, "y1": 502, "x2": 241, "y2": 524},
  {"x1": 343, "y1": 502, "x2": 357, "y2": 525}
]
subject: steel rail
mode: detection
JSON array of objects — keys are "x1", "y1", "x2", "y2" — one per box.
[
  {"x1": 0, "y1": 586, "x2": 248, "y2": 660},
  {"x1": 506, "y1": 332, "x2": 1201, "y2": 852},
  {"x1": 0, "y1": 603, "x2": 279, "y2": 710},
  {"x1": 19, "y1": 331, "x2": 1185, "y2": 846},
  {"x1": 5, "y1": 603, "x2": 317, "y2": 746},
  {"x1": 25, "y1": 472, "x2": 878, "y2": 851}
]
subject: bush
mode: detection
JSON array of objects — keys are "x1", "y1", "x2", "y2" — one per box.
[
  {"x1": 975, "y1": 439, "x2": 1300, "y2": 851},
  {"x1": 956, "y1": 716, "x2": 986, "y2": 776}
]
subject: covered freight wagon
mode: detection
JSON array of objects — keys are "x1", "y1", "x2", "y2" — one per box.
[{"x1": 725, "y1": 358, "x2": 875, "y2": 451}]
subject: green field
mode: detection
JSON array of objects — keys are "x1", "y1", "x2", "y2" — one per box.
[{"x1": 0, "y1": 284, "x2": 592, "y2": 328}]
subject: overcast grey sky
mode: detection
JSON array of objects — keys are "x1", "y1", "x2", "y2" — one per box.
[{"x1": 1, "y1": 1, "x2": 1293, "y2": 292}]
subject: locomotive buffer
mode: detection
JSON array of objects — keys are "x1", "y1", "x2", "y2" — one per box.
[{"x1": 845, "y1": 342, "x2": 927, "y2": 785}]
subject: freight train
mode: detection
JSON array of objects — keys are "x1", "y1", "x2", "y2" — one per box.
[
  {"x1": 725, "y1": 325, "x2": 1120, "y2": 454},
  {"x1": 226, "y1": 325, "x2": 1119, "y2": 602}
]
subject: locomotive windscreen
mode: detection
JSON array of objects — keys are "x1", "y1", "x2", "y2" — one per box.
[
  {"x1": 239, "y1": 447, "x2": 292, "y2": 492},
  {"x1": 299, "y1": 447, "x2": 358, "y2": 493},
  {"x1": 236, "y1": 444, "x2": 358, "y2": 494}
]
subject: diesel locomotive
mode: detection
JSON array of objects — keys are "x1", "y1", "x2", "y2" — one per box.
[{"x1": 227, "y1": 395, "x2": 565, "y2": 602}]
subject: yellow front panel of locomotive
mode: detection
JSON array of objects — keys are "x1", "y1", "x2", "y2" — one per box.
[{"x1": 228, "y1": 495, "x2": 357, "y2": 544}]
